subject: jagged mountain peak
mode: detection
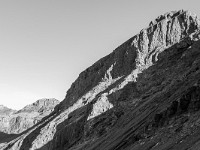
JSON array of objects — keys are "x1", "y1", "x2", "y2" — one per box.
[
  {"x1": 18, "y1": 98, "x2": 59, "y2": 113},
  {"x1": 22, "y1": 98, "x2": 59, "y2": 108},
  {"x1": 149, "y1": 9, "x2": 199, "y2": 26}
]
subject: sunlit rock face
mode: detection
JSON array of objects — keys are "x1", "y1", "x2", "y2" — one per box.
[
  {"x1": 3, "y1": 10, "x2": 200, "y2": 150},
  {"x1": 0, "y1": 105, "x2": 16, "y2": 115},
  {"x1": 0, "y1": 98, "x2": 59, "y2": 134}
]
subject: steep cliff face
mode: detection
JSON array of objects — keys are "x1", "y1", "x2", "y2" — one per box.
[
  {"x1": 2, "y1": 10, "x2": 200, "y2": 150},
  {"x1": 0, "y1": 98, "x2": 59, "y2": 134}
]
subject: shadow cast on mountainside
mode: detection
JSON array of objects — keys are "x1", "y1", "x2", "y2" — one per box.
[
  {"x1": 0, "y1": 132, "x2": 18, "y2": 143},
  {"x1": 37, "y1": 100, "x2": 93, "y2": 150}
]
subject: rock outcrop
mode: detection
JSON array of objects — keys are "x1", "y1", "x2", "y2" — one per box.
[
  {"x1": 2, "y1": 10, "x2": 200, "y2": 150},
  {"x1": 0, "y1": 98, "x2": 59, "y2": 134},
  {"x1": 18, "y1": 98, "x2": 59, "y2": 114},
  {"x1": 0, "y1": 105, "x2": 16, "y2": 116}
]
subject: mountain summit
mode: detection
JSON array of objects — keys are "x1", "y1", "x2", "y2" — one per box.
[{"x1": 2, "y1": 10, "x2": 200, "y2": 150}]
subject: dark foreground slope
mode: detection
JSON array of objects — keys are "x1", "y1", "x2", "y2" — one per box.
[{"x1": 2, "y1": 10, "x2": 200, "y2": 150}]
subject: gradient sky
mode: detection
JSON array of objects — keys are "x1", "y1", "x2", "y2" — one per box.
[{"x1": 0, "y1": 0, "x2": 200, "y2": 110}]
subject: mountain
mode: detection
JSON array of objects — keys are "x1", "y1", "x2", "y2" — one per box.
[
  {"x1": 0, "y1": 98, "x2": 59, "y2": 134},
  {"x1": 2, "y1": 10, "x2": 200, "y2": 150},
  {"x1": 18, "y1": 98, "x2": 60, "y2": 114},
  {"x1": 0, "y1": 105, "x2": 16, "y2": 116}
]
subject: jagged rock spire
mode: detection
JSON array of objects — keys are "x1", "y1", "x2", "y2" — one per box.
[{"x1": 132, "y1": 10, "x2": 200, "y2": 69}]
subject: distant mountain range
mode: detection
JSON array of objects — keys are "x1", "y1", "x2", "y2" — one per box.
[
  {"x1": 0, "y1": 105, "x2": 16, "y2": 116},
  {"x1": 0, "y1": 98, "x2": 59, "y2": 134}
]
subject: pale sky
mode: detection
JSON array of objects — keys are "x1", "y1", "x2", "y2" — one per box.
[{"x1": 0, "y1": 0, "x2": 200, "y2": 110}]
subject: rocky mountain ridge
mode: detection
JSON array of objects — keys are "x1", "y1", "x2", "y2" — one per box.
[
  {"x1": 0, "y1": 98, "x2": 59, "y2": 135},
  {"x1": 18, "y1": 98, "x2": 59, "y2": 113},
  {"x1": 0, "y1": 105, "x2": 16, "y2": 116},
  {"x1": 2, "y1": 10, "x2": 200, "y2": 150}
]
